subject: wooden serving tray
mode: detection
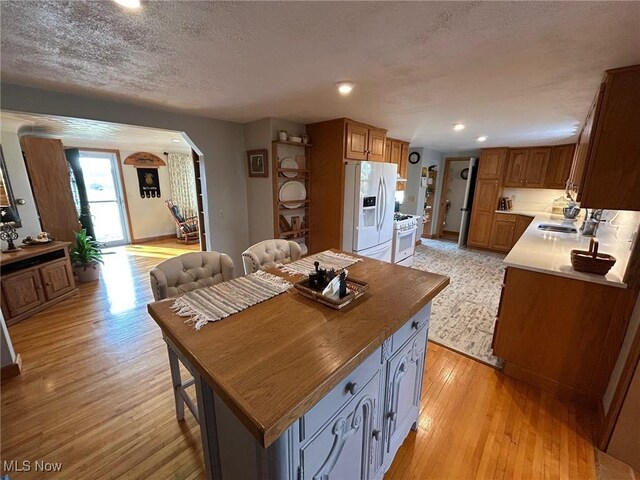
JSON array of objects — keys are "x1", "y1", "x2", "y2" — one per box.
[{"x1": 294, "y1": 277, "x2": 369, "y2": 309}]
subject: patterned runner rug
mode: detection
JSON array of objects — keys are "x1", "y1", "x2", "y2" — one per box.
[
  {"x1": 411, "y1": 239, "x2": 505, "y2": 368},
  {"x1": 276, "y1": 250, "x2": 362, "y2": 276},
  {"x1": 172, "y1": 271, "x2": 292, "y2": 330}
]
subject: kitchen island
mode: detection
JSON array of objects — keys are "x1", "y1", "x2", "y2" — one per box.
[{"x1": 148, "y1": 255, "x2": 449, "y2": 480}]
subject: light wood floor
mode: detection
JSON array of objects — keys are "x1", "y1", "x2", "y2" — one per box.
[{"x1": 1, "y1": 242, "x2": 597, "y2": 479}]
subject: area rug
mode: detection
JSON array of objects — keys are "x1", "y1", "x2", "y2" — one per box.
[{"x1": 411, "y1": 239, "x2": 506, "y2": 367}]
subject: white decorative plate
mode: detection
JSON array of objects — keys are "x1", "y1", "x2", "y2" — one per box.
[
  {"x1": 279, "y1": 181, "x2": 306, "y2": 209},
  {"x1": 280, "y1": 157, "x2": 298, "y2": 178}
]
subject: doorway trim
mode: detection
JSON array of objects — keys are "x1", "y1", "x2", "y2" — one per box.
[
  {"x1": 75, "y1": 147, "x2": 134, "y2": 245},
  {"x1": 436, "y1": 157, "x2": 470, "y2": 239}
]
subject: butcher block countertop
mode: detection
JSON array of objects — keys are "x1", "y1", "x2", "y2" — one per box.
[{"x1": 147, "y1": 254, "x2": 449, "y2": 448}]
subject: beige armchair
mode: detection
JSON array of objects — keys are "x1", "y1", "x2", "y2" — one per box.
[
  {"x1": 149, "y1": 251, "x2": 234, "y2": 301},
  {"x1": 242, "y1": 239, "x2": 302, "y2": 275}
]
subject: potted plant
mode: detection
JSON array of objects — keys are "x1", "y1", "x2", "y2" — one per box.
[{"x1": 70, "y1": 229, "x2": 104, "y2": 282}]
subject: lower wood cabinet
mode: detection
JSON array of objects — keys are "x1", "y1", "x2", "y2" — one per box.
[
  {"x1": 1, "y1": 242, "x2": 78, "y2": 325},
  {"x1": 1, "y1": 269, "x2": 46, "y2": 318},
  {"x1": 489, "y1": 214, "x2": 516, "y2": 252},
  {"x1": 493, "y1": 268, "x2": 639, "y2": 403}
]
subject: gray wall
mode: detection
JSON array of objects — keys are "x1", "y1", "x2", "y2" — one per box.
[
  {"x1": 242, "y1": 118, "x2": 306, "y2": 246},
  {"x1": 1, "y1": 83, "x2": 249, "y2": 268},
  {"x1": 0, "y1": 310, "x2": 17, "y2": 368}
]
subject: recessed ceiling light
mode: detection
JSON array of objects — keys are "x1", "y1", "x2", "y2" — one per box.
[
  {"x1": 453, "y1": 123, "x2": 465, "y2": 131},
  {"x1": 477, "y1": 136, "x2": 487, "y2": 142},
  {"x1": 113, "y1": 0, "x2": 141, "y2": 9},
  {"x1": 336, "y1": 81, "x2": 355, "y2": 95},
  {"x1": 171, "y1": 138, "x2": 182, "y2": 143}
]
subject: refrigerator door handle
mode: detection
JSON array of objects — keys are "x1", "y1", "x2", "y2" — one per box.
[
  {"x1": 380, "y1": 175, "x2": 387, "y2": 232},
  {"x1": 376, "y1": 179, "x2": 382, "y2": 231}
]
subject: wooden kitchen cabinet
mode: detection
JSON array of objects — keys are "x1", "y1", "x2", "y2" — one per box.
[
  {"x1": 306, "y1": 118, "x2": 390, "y2": 253},
  {"x1": 345, "y1": 121, "x2": 369, "y2": 160},
  {"x1": 513, "y1": 215, "x2": 534, "y2": 245},
  {"x1": 344, "y1": 120, "x2": 387, "y2": 162},
  {"x1": 503, "y1": 149, "x2": 529, "y2": 187},
  {"x1": 545, "y1": 144, "x2": 576, "y2": 189},
  {"x1": 367, "y1": 127, "x2": 387, "y2": 162},
  {"x1": 477, "y1": 148, "x2": 507, "y2": 180},
  {"x1": 489, "y1": 214, "x2": 516, "y2": 252},
  {"x1": 467, "y1": 178, "x2": 500, "y2": 248},
  {"x1": 493, "y1": 267, "x2": 639, "y2": 403},
  {"x1": 568, "y1": 65, "x2": 640, "y2": 210},
  {"x1": 386, "y1": 138, "x2": 410, "y2": 191},
  {"x1": 524, "y1": 148, "x2": 550, "y2": 187},
  {"x1": 504, "y1": 147, "x2": 550, "y2": 188}
]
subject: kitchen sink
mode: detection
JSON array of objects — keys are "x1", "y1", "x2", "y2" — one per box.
[{"x1": 537, "y1": 223, "x2": 578, "y2": 233}]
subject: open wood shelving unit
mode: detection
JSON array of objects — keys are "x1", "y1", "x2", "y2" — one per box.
[{"x1": 271, "y1": 140, "x2": 312, "y2": 246}]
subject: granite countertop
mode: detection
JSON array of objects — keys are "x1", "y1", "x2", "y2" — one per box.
[{"x1": 503, "y1": 213, "x2": 632, "y2": 288}]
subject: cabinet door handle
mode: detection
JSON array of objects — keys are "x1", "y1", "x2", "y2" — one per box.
[
  {"x1": 372, "y1": 430, "x2": 381, "y2": 440},
  {"x1": 399, "y1": 363, "x2": 406, "y2": 373},
  {"x1": 346, "y1": 382, "x2": 357, "y2": 395},
  {"x1": 411, "y1": 321, "x2": 419, "y2": 330},
  {"x1": 388, "y1": 412, "x2": 396, "y2": 421}
]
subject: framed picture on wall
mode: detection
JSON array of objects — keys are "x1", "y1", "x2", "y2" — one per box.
[{"x1": 247, "y1": 149, "x2": 268, "y2": 178}]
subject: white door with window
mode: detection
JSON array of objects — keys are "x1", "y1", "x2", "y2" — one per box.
[{"x1": 78, "y1": 151, "x2": 129, "y2": 247}]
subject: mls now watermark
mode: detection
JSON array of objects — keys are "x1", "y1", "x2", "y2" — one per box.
[{"x1": 3, "y1": 459, "x2": 64, "y2": 473}]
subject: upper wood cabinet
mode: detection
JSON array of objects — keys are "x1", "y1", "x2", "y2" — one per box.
[
  {"x1": 399, "y1": 143, "x2": 409, "y2": 180},
  {"x1": 524, "y1": 147, "x2": 551, "y2": 187},
  {"x1": 478, "y1": 148, "x2": 507, "y2": 180},
  {"x1": 306, "y1": 118, "x2": 389, "y2": 253},
  {"x1": 345, "y1": 121, "x2": 369, "y2": 160},
  {"x1": 368, "y1": 128, "x2": 387, "y2": 162},
  {"x1": 504, "y1": 147, "x2": 550, "y2": 188},
  {"x1": 386, "y1": 138, "x2": 410, "y2": 191},
  {"x1": 504, "y1": 149, "x2": 530, "y2": 187},
  {"x1": 568, "y1": 65, "x2": 640, "y2": 210},
  {"x1": 344, "y1": 120, "x2": 387, "y2": 162},
  {"x1": 545, "y1": 144, "x2": 576, "y2": 189}
]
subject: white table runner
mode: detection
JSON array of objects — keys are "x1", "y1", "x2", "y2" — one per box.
[
  {"x1": 172, "y1": 271, "x2": 292, "y2": 330},
  {"x1": 276, "y1": 250, "x2": 362, "y2": 276}
]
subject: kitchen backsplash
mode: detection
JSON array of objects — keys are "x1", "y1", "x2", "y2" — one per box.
[
  {"x1": 602, "y1": 210, "x2": 640, "y2": 249},
  {"x1": 502, "y1": 188, "x2": 566, "y2": 213}
]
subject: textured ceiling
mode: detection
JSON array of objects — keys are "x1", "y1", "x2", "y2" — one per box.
[
  {"x1": 1, "y1": 1, "x2": 639, "y2": 152},
  {"x1": 1, "y1": 110, "x2": 192, "y2": 153}
]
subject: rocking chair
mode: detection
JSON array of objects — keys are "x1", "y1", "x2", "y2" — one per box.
[{"x1": 166, "y1": 200, "x2": 199, "y2": 244}]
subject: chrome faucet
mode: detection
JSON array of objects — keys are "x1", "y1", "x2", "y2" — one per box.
[{"x1": 580, "y1": 209, "x2": 603, "y2": 237}]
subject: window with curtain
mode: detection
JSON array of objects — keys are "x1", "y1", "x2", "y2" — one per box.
[{"x1": 167, "y1": 153, "x2": 198, "y2": 235}]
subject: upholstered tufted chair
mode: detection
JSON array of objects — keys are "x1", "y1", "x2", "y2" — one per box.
[
  {"x1": 242, "y1": 239, "x2": 302, "y2": 275},
  {"x1": 149, "y1": 251, "x2": 234, "y2": 301}
]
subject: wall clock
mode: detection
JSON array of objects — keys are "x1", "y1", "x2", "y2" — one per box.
[{"x1": 408, "y1": 151, "x2": 421, "y2": 164}]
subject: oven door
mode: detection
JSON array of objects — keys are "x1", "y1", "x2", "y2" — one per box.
[{"x1": 394, "y1": 226, "x2": 417, "y2": 263}]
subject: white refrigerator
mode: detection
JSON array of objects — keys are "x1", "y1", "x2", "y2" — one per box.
[{"x1": 342, "y1": 161, "x2": 397, "y2": 262}]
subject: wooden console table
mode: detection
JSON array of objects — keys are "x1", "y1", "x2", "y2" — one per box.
[{"x1": 1, "y1": 241, "x2": 78, "y2": 325}]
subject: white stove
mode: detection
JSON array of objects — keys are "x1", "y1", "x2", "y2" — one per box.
[{"x1": 392, "y1": 213, "x2": 419, "y2": 266}]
